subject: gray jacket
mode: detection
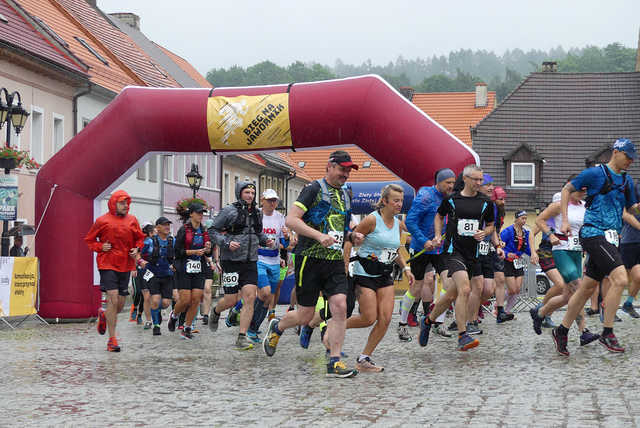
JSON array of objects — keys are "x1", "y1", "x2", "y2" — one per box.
[{"x1": 211, "y1": 183, "x2": 268, "y2": 262}]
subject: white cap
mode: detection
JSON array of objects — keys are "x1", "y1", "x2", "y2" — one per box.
[{"x1": 262, "y1": 189, "x2": 279, "y2": 200}]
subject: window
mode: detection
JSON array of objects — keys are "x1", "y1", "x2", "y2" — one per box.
[
  {"x1": 30, "y1": 107, "x2": 44, "y2": 164},
  {"x1": 267, "y1": 176, "x2": 272, "y2": 190},
  {"x1": 34, "y1": 16, "x2": 68, "y2": 47},
  {"x1": 175, "y1": 155, "x2": 185, "y2": 183},
  {"x1": 137, "y1": 161, "x2": 146, "y2": 180},
  {"x1": 511, "y1": 162, "x2": 535, "y2": 187},
  {"x1": 260, "y1": 176, "x2": 266, "y2": 195},
  {"x1": 74, "y1": 36, "x2": 109, "y2": 65},
  {"x1": 53, "y1": 114, "x2": 64, "y2": 153},
  {"x1": 164, "y1": 155, "x2": 174, "y2": 181},
  {"x1": 224, "y1": 173, "x2": 230, "y2": 205},
  {"x1": 148, "y1": 156, "x2": 158, "y2": 182}
]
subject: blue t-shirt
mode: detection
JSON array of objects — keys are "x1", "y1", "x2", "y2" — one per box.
[
  {"x1": 621, "y1": 183, "x2": 640, "y2": 244},
  {"x1": 141, "y1": 236, "x2": 174, "y2": 277},
  {"x1": 405, "y1": 186, "x2": 446, "y2": 254},
  {"x1": 572, "y1": 165, "x2": 636, "y2": 238}
]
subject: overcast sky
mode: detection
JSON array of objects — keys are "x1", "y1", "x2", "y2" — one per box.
[{"x1": 100, "y1": 1, "x2": 639, "y2": 75}]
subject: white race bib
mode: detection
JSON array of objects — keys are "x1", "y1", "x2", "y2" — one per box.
[
  {"x1": 604, "y1": 230, "x2": 619, "y2": 247},
  {"x1": 378, "y1": 248, "x2": 398, "y2": 263},
  {"x1": 513, "y1": 257, "x2": 525, "y2": 269},
  {"x1": 328, "y1": 230, "x2": 344, "y2": 252},
  {"x1": 457, "y1": 219, "x2": 479, "y2": 237},
  {"x1": 478, "y1": 241, "x2": 490, "y2": 256},
  {"x1": 142, "y1": 269, "x2": 154, "y2": 281},
  {"x1": 222, "y1": 272, "x2": 239, "y2": 288},
  {"x1": 568, "y1": 236, "x2": 582, "y2": 251},
  {"x1": 186, "y1": 260, "x2": 202, "y2": 274}
]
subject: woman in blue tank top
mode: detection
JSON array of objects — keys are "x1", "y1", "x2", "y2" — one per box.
[{"x1": 345, "y1": 184, "x2": 415, "y2": 372}]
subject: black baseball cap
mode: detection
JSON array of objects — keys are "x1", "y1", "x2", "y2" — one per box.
[
  {"x1": 155, "y1": 216, "x2": 172, "y2": 225},
  {"x1": 188, "y1": 203, "x2": 206, "y2": 214},
  {"x1": 329, "y1": 150, "x2": 359, "y2": 170}
]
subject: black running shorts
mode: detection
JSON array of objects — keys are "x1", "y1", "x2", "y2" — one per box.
[
  {"x1": 295, "y1": 256, "x2": 348, "y2": 307},
  {"x1": 176, "y1": 271, "x2": 205, "y2": 290},
  {"x1": 620, "y1": 242, "x2": 640, "y2": 270},
  {"x1": 320, "y1": 275, "x2": 356, "y2": 320},
  {"x1": 582, "y1": 235, "x2": 624, "y2": 282},
  {"x1": 410, "y1": 251, "x2": 446, "y2": 280},
  {"x1": 479, "y1": 254, "x2": 494, "y2": 279},
  {"x1": 99, "y1": 270, "x2": 130, "y2": 296},
  {"x1": 220, "y1": 260, "x2": 258, "y2": 295},
  {"x1": 354, "y1": 274, "x2": 394, "y2": 291},
  {"x1": 447, "y1": 252, "x2": 482, "y2": 279},
  {"x1": 148, "y1": 275, "x2": 174, "y2": 299},
  {"x1": 504, "y1": 260, "x2": 525, "y2": 278}
]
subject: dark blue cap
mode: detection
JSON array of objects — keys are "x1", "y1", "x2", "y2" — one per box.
[{"x1": 613, "y1": 138, "x2": 636, "y2": 160}]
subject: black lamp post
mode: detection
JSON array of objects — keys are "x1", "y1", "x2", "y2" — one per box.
[
  {"x1": 185, "y1": 163, "x2": 202, "y2": 199},
  {"x1": 0, "y1": 88, "x2": 30, "y2": 256}
]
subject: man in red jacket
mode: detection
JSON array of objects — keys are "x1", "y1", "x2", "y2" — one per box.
[{"x1": 85, "y1": 190, "x2": 145, "y2": 352}]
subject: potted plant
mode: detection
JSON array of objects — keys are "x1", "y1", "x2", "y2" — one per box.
[
  {"x1": 0, "y1": 144, "x2": 41, "y2": 172},
  {"x1": 175, "y1": 196, "x2": 209, "y2": 223}
]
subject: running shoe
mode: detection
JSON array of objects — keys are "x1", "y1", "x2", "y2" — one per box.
[
  {"x1": 457, "y1": 333, "x2": 479, "y2": 351},
  {"x1": 477, "y1": 306, "x2": 485, "y2": 320},
  {"x1": 167, "y1": 311, "x2": 177, "y2": 332},
  {"x1": 225, "y1": 310, "x2": 239, "y2": 328},
  {"x1": 144, "y1": 321, "x2": 152, "y2": 330},
  {"x1": 180, "y1": 327, "x2": 193, "y2": 340},
  {"x1": 466, "y1": 322, "x2": 483, "y2": 335},
  {"x1": 246, "y1": 330, "x2": 261, "y2": 344},
  {"x1": 263, "y1": 318, "x2": 281, "y2": 357},
  {"x1": 530, "y1": 307, "x2": 543, "y2": 335},
  {"x1": 107, "y1": 337, "x2": 120, "y2": 352},
  {"x1": 579, "y1": 329, "x2": 599, "y2": 346},
  {"x1": 326, "y1": 360, "x2": 358, "y2": 378},
  {"x1": 299, "y1": 325, "x2": 314, "y2": 349},
  {"x1": 496, "y1": 311, "x2": 515, "y2": 324},
  {"x1": 599, "y1": 332, "x2": 624, "y2": 353},
  {"x1": 407, "y1": 312, "x2": 418, "y2": 327},
  {"x1": 541, "y1": 316, "x2": 556, "y2": 328},
  {"x1": 236, "y1": 334, "x2": 254, "y2": 351},
  {"x1": 178, "y1": 312, "x2": 186, "y2": 330},
  {"x1": 622, "y1": 302, "x2": 640, "y2": 318},
  {"x1": 209, "y1": 308, "x2": 220, "y2": 332},
  {"x1": 129, "y1": 304, "x2": 137, "y2": 322},
  {"x1": 615, "y1": 314, "x2": 623, "y2": 322},
  {"x1": 152, "y1": 325, "x2": 161, "y2": 336},
  {"x1": 447, "y1": 320, "x2": 458, "y2": 331},
  {"x1": 434, "y1": 324, "x2": 452, "y2": 338},
  {"x1": 355, "y1": 357, "x2": 384, "y2": 373},
  {"x1": 202, "y1": 314, "x2": 209, "y2": 325},
  {"x1": 136, "y1": 314, "x2": 143, "y2": 325},
  {"x1": 418, "y1": 316, "x2": 432, "y2": 347},
  {"x1": 551, "y1": 327, "x2": 569, "y2": 357},
  {"x1": 96, "y1": 307, "x2": 106, "y2": 335},
  {"x1": 397, "y1": 324, "x2": 412, "y2": 342},
  {"x1": 584, "y1": 307, "x2": 599, "y2": 317}
]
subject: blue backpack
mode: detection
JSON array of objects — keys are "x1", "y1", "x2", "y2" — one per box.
[{"x1": 303, "y1": 179, "x2": 352, "y2": 235}]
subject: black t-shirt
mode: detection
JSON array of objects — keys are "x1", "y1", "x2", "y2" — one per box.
[{"x1": 437, "y1": 191, "x2": 495, "y2": 259}]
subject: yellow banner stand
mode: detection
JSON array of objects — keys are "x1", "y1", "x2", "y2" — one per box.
[
  {"x1": 0, "y1": 257, "x2": 47, "y2": 329},
  {"x1": 207, "y1": 93, "x2": 292, "y2": 151}
]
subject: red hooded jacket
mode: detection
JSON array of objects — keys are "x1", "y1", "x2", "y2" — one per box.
[{"x1": 84, "y1": 190, "x2": 145, "y2": 272}]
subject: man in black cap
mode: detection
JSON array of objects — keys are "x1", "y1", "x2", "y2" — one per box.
[{"x1": 262, "y1": 150, "x2": 364, "y2": 378}]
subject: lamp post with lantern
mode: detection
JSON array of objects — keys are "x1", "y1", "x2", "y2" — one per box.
[{"x1": 185, "y1": 163, "x2": 202, "y2": 199}]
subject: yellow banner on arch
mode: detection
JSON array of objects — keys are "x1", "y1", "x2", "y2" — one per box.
[
  {"x1": 207, "y1": 93, "x2": 292, "y2": 151},
  {"x1": 0, "y1": 257, "x2": 38, "y2": 317}
]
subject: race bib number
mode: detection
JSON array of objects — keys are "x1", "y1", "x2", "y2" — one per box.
[
  {"x1": 142, "y1": 269, "x2": 154, "y2": 281},
  {"x1": 478, "y1": 241, "x2": 490, "y2": 256},
  {"x1": 457, "y1": 219, "x2": 479, "y2": 237},
  {"x1": 568, "y1": 236, "x2": 582, "y2": 251},
  {"x1": 513, "y1": 257, "x2": 525, "y2": 269},
  {"x1": 328, "y1": 230, "x2": 344, "y2": 252},
  {"x1": 604, "y1": 230, "x2": 619, "y2": 247},
  {"x1": 222, "y1": 272, "x2": 239, "y2": 288},
  {"x1": 378, "y1": 248, "x2": 398, "y2": 263},
  {"x1": 186, "y1": 260, "x2": 202, "y2": 273}
]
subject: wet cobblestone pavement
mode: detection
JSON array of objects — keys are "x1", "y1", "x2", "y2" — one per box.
[{"x1": 2, "y1": 303, "x2": 640, "y2": 427}]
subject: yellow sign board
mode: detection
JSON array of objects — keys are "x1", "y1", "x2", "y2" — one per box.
[
  {"x1": 0, "y1": 257, "x2": 38, "y2": 317},
  {"x1": 207, "y1": 93, "x2": 292, "y2": 151}
]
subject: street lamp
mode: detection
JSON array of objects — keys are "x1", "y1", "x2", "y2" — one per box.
[
  {"x1": 185, "y1": 163, "x2": 202, "y2": 198},
  {"x1": 0, "y1": 88, "x2": 30, "y2": 257}
]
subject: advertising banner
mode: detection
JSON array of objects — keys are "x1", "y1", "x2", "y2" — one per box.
[
  {"x1": 347, "y1": 181, "x2": 415, "y2": 214},
  {"x1": 0, "y1": 257, "x2": 38, "y2": 317},
  {"x1": 0, "y1": 174, "x2": 18, "y2": 221},
  {"x1": 207, "y1": 93, "x2": 292, "y2": 151}
]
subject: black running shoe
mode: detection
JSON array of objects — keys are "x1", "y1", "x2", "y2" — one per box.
[
  {"x1": 496, "y1": 311, "x2": 514, "y2": 324},
  {"x1": 552, "y1": 327, "x2": 569, "y2": 357},
  {"x1": 579, "y1": 329, "x2": 599, "y2": 346},
  {"x1": 153, "y1": 325, "x2": 161, "y2": 336},
  {"x1": 326, "y1": 360, "x2": 358, "y2": 378},
  {"x1": 448, "y1": 320, "x2": 457, "y2": 331},
  {"x1": 530, "y1": 307, "x2": 543, "y2": 335},
  {"x1": 202, "y1": 314, "x2": 209, "y2": 325},
  {"x1": 622, "y1": 302, "x2": 640, "y2": 318},
  {"x1": 180, "y1": 327, "x2": 193, "y2": 340},
  {"x1": 209, "y1": 308, "x2": 220, "y2": 332},
  {"x1": 584, "y1": 307, "x2": 599, "y2": 317},
  {"x1": 167, "y1": 311, "x2": 177, "y2": 332},
  {"x1": 599, "y1": 332, "x2": 624, "y2": 353}
]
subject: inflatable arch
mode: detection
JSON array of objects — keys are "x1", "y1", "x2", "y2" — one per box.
[{"x1": 35, "y1": 75, "x2": 478, "y2": 319}]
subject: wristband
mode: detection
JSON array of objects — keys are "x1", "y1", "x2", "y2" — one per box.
[{"x1": 403, "y1": 266, "x2": 411, "y2": 272}]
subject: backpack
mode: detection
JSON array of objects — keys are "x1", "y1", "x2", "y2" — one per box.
[
  {"x1": 584, "y1": 164, "x2": 630, "y2": 209},
  {"x1": 228, "y1": 201, "x2": 263, "y2": 235},
  {"x1": 184, "y1": 224, "x2": 209, "y2": 249},
  {"x1": 303, "y1": 179, "x2": 352, "y2": 234},
  {"x1": 150, "y1": 235, "x2": 175, "y2": 265}
]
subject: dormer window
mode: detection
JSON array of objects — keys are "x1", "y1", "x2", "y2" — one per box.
[{"x1": 503, "y1": 143, "x2": 543, "y2": 188}]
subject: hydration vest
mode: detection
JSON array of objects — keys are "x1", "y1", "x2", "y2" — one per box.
[
  {"x1": 150, "y1": 235, "x2": 175, "y2": 265},
  {"x1": 228, "y1": 201, "x2": 263, "y2": 235},
  {"x1": 303, "y1": 179, "x2": 352, "y2": 234},
  {"x1": 585, "y1": 164, "x2": 630, "y2": 209}
]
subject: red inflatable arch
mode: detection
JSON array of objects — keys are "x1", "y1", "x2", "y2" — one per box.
[{"x1": 35, "y1": 75, "x2": 478, "y2": 319}]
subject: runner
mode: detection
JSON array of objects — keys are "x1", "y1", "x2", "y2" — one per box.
[
  {"x1": 84, "y1": 190, "x2": 145, "y2": 352},
  {"x1": 552, "y1": 138, "x2": 639, "y2": 355},
  {"x1": 342, "y1": 184, "x2": 415, "y2": 372},
  {"x1": 402, "y1": 168, "x2": 456, "y2": 341},
  {"x1": 140, "y1": 217, "x2": 176, "y2": 336},
  {"x1": 618, "y1": 182, "x2": 640, "y2": 319},
  {"x1": 209, "y1": 182, "x2": 273, "y2": 350},
  {"x1": 200, "y1": 219, "x2": 219, "y2": 326},
  {"x1": 531, "y1": 181, "x2": 599, "y2": 345},
  {"x1": 491, "y1": 186, "x2": 512, "y2": 323},
  {"x1": 419, "y1": 164, "x2": 495, "y2": 351},
  {"x1": 262, "y1": 150, "x2": 363, "y2": 378},
  {"x1": 167, "y1": 203, "x2": 212, "y2": 339}
]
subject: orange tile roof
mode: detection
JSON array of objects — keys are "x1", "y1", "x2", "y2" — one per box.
[
  {"x1": 288, "y1": 147, "x2": 399, "y2": 182},
  {"x1": 277, "y1": 152, "x2": 312, "y2": 181},
  {"x1": 155, "y1": 44, "x2": 212, "y2": 88},
  {"x1": 412, "y1": 90, "x2": 496, "y2": 147},
  {"x1": 235, "y1": 154, "x2": 266, "y2": 166},
  {"x1": 56, "y1": 0, "x2": 180, "y2": 88},
  {"x1": 18, "y1": 0, "x2": 140, "y2": 93}
]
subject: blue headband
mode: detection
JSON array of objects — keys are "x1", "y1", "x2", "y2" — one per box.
[
  {"x1": 515, "y1": 210, "x2": 527, "y2": 218},
  {"x1": 436, "y1": 168, "x2": 455, "y2": 183}
]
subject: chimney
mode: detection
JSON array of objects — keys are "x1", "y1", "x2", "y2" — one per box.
[
  {"x1": 108, "y1": 12, "x2": 141, "y2": 31},
  {"x1": 542, "y1": 61, "x2": 558, "y2": 72},
  {"x1": 398, "y1": 86, "x2": 415, "y2": 101},
  {"x1": 636, "y1": 27, "x2": 640, "y2": 72},
  {"x1": 475, "y1": 83, "x2": 487, "y2": 108}
]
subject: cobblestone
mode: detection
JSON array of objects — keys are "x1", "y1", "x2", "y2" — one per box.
[{"x1": 2, "y1": 304, "x2": 640, "y2": 426}]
